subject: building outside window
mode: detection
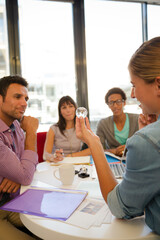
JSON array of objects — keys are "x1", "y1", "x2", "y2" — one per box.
[
  {"x1": 148, "y1": 4, "x2": 160, "y2": 39},
  {"x1": 0, "y1": 0, "x2": 9, "y2": 77},
  {"x1": 84, "y1": 0, "x2": 142, "y2": 130},
  {"x1": 12, "y1": 0, "x2": 160, "y2": 132},
  {"x1": 18, "y1": 0, "x2": 76, "y2": 131}
]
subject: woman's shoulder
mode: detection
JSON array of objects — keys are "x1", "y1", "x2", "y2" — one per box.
[
  {"x1": 139, "y1": 119, "x2": 160, "y2": 135},
  {"x1": 129, "y1": 120, "x2": 160, "y2": 149},
  {"x1": 126, "y1": 122, "x2": 160, "y2": 170},
  {"x1": 50, "y1": 123, "x2": 59, "y2": 133}
]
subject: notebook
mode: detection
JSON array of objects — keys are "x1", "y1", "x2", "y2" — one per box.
[
  {"x1": 0, "y1": 188, "x2": 87, "y2": 221},
  {"x1": 104, "y1": 151, "x2": 126, "y2": 163}
]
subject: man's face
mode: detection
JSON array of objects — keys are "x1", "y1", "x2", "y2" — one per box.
[{"x1": 0, "y1": 83, "x2": 29, "y2": 125}]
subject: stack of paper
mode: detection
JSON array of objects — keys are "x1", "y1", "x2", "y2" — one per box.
[
  {"x1": 66, "y1": 180, "x2": 113, "y2": 229},
  {"x1": 66, "y1": 197, "x2": 113, "y2": 229}
]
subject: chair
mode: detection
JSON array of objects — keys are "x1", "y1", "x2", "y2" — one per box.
[{"x1": 37, "y1": 132, "x2": 47, "y2": 163}]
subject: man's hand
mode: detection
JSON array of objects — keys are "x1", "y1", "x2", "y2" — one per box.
[
  {"x1": 20, "y1": 116, "x2": 39, "y2": 134},
  {"x1": 21, "y1": 116, "x2": 39, "y2": 151},
  {"x1": 0, "y1": 178, "x2": 20, "y2": 193}
]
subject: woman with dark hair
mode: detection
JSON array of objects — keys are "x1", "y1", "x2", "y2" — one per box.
[
  {"x1": 96, "y1": 87, "x2": 139, "y2": 156},
  {"x1": 43, "y1": 95, "x2": 89, "y2": 162}
]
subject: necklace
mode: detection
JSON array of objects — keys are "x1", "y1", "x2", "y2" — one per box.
[{"x1": 65, "y1": 128, "x2": 75, "y2": 156}]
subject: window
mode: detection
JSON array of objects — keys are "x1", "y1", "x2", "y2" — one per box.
[
  {"x1": 148, "y1": 4, "x2": 160, "y2": 40},
  {"x1": 84, "y1": 0, "x2": 142, "y2": 130},
  {"x1": 0, "y1": 0, "x2": 9, "y2": 77},
  {"x1": 18, "y1": 0, "x2": 76, "y2": 131}
]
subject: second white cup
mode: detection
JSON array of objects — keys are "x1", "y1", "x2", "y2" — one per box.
[{"x1": 54, "y1": 163, "x2": 75, "y2": 185}]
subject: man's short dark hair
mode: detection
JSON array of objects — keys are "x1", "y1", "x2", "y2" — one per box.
[
  {"x1": 105, "y1": 87, "x2": 127, "y2": 104},
  {"x1": 0, "y1": 75, "x2": 28, "y2": 99}
]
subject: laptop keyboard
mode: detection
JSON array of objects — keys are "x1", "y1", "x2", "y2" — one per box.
[{"x1": 109, "y1": 163, "x2": 126, "y2": 178}]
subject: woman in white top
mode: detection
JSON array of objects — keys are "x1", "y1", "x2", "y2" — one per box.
[{"x1": 43, "y1": 95, "x2": 90, "y2": 162}]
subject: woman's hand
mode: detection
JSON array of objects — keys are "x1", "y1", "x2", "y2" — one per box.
[
  {"x1": 53, "y1": 149, "x2": 64, "y2": 162},
  {"x1": 138, "y1": 114, "x2": 158, "y2": 129},
  {"x1": 76, "y1": 117, "x2": 99, "y2": 146},
  {"x1": 108, "y1": 145, "x2": 125, "y2": 157},
  {"x1": 46, "y1": 149, "x2": 64, "y2": 163},
  {"x1": 115, "y1": 145, "x2": 125, "y2": 157}
]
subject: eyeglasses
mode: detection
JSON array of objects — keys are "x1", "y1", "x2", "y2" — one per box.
[{"x1": 107, "y1": 99, "x2": 124, "y2": 107}]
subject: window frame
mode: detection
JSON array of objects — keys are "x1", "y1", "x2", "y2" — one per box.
[{"x1": 5, "y1": 0, "x2": 160, "y2": 122}]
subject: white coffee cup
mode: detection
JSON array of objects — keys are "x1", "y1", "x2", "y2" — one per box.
[{"x1": 53, "y1": 164, "x2": 75, "y2": 185}]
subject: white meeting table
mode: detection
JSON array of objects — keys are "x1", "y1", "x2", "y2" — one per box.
[{"x1": 20, "y1": 162, "x2": 160, "y2": 240}]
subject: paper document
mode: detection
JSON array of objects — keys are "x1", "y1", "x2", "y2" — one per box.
[
  {"x1": 50, "y1": 156, "x2": 91, "y2": 166},
  {"x1": 77, "y1": 180, "x2": 103, "y2": 199},
  {"x1": 0, "y1": 188, "x2": 87, "y2": 221},
  {"x1": 36, "y1": 162, "x2": 50, "y2": 172},
  {"x1": 67, "y1": 198, "x2": 112, "y2": 229}
]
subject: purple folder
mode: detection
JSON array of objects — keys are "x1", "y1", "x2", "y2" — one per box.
[{"x1": 0, "y1": 188, "x2": 87, "y2": 221}]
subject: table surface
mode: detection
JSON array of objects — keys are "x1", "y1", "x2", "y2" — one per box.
[{"x1": 20, "y1": 162, "x2": 160, "y2": 240}]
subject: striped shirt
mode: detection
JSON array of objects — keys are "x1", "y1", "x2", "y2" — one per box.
[{"x1": 0, "y1": 119, "x2": 38, "y2": 205}]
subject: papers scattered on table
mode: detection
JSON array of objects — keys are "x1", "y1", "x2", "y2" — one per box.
[
  {"x1": 65, "y1": 180, "x2": 113, "y2": 229},
  {"x1": 50, "y1": 156, "x2": 91, "y2": 166},
  {"x1": 66, "y1": 197, "x2": 112, "y2": 229},
  {"x1": 0, "y1": 188, "x2": 87, "y2": 221}
]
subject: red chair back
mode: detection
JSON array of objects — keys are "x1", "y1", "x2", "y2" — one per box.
[{"x1": 37, "y1": 132, "x2": 47, "y2": 163}]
